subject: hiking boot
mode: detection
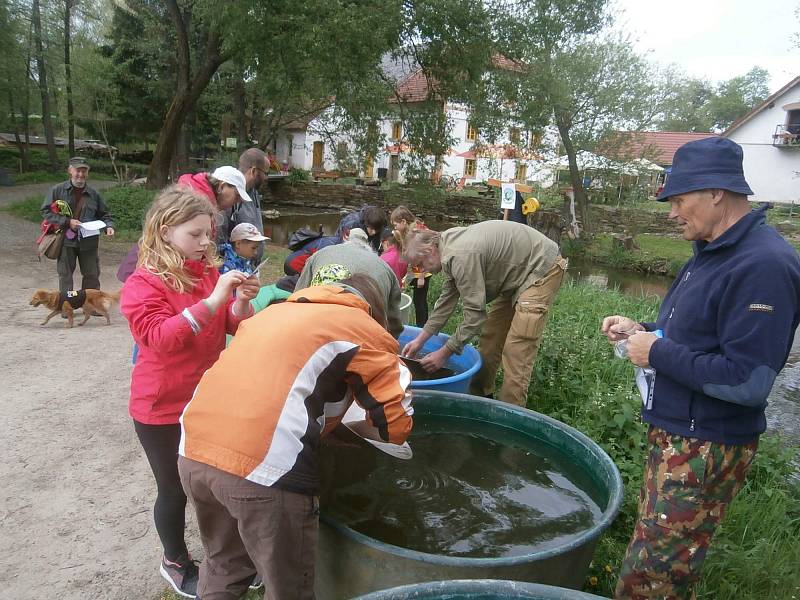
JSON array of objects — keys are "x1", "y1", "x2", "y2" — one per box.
[
  {"x1": 249, "y1": 574, "x2": 264, "y2": 590},
  {"x1": 160, "y1": 555, "x2": 199, "y2": 598}
]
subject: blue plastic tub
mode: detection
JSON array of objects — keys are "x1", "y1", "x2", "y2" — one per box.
[{"x1": 399, "y1": 325, "x2": 482, "y2": 393}]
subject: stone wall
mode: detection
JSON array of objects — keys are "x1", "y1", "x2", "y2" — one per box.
[
  {"x1": 263, "y1": 180, "x2": 499, "y2": 224},
  {"x1": 263, "y1": 180, "x2": 679, "y2": 235}
]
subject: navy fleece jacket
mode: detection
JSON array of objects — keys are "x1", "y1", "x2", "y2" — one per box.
[{"x1": 643, "y1": 206, "x2": 800, "y2": 445}]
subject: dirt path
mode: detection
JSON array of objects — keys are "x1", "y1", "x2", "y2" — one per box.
[{"x1": 0, "y1": 183, "x2": 189, "y2": 599}]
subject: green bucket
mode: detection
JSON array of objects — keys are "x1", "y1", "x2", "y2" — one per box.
[
  {"x1": 315, "y1": 391, "x2": 623, "y2": 598},
  {"x1": 353, "y1": 579, "x2": 609, "y2": 599}
]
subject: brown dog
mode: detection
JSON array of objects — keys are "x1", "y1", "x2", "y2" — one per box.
[{"x1": 29, "y1": 288, "x2": 121, "y2": 328}]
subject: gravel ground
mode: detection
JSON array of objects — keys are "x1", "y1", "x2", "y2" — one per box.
[{"x1": 0, "y1": 182, "x2": 193, "y2": 600}]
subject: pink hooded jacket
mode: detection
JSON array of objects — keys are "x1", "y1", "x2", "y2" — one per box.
[{"x1": 121, "y1": 260, "x2": 250, "y2": 424}]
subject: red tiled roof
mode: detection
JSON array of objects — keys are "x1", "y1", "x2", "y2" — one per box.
[
  {"x1": 603, "y1": 131, "x2": 718, "y2": 166},
  {"x1": 392, "y1": 69, "x2": 434, "y2": 103}
]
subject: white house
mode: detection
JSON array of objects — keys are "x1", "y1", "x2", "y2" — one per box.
[
  {"x1": 269, "y1": 57, "x2": 539, "y2": 186},
  {"x1": 723, "y1": 75, "x2": 800, "y2": 205}
]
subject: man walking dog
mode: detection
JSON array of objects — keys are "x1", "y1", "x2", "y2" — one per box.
[{"x1": 41, "y1": 157, "x2": 115, "y2": 293}]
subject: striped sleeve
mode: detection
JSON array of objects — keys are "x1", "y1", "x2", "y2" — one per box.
[{"x1": 346, "y1": 347, "x2": 413, "y2": 444}]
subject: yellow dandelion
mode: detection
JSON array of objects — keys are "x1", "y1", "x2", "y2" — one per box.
[
  {"x1": 605, "y1": 564, "x2": 613, "y2": 573},
  {"x1": 589, "y1": 576, "x2": 598, "y2": 586}
]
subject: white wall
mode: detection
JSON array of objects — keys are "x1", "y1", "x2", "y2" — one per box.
[
  {"x1": 725, "y1": 85, "x2": 800, "y2": 205},
  {"x1": 275, "y1": 104, "x2": 541, "y2": 184}
]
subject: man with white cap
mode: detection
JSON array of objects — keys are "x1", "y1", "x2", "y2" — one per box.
[
  {"x1": 602, "y1": 137, "x2": 800, "y2": 599},
  {"x1": 219, "y1": 223, "x2": 270, "y2": 275}
]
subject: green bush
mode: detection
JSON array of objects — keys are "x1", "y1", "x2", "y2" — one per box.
[
  {"x1": 104, "y1": 186, "x2": 156, "y2": 232},
  {"x1": 287, "y1": 167, "x2": 310, "y2": 185}
]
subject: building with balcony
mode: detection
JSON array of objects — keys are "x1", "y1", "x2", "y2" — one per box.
[{"x1": 724, "y1": 75, "x2": 800, "y2": 205}]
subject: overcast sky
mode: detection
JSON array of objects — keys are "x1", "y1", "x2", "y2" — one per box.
[{"x1": 613, "y1": 0, "x2": 800, "y2": 92}]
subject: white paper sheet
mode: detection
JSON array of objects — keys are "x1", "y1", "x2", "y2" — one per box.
[{"x1": 80, "y1": 220, "x2": 106, "y2": 238}]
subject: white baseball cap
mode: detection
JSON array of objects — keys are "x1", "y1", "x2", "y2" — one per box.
[
  {"x1": 230, "y1": 222, "x2": 269, "y2": 242},
  {"x1": 211, "y1": 165, "x2": 252, "y2": 202}
]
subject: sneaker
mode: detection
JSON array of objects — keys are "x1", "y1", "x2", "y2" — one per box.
[
  {"x1": 160, "y1": 555, "x2": 199, "y2": 598},
  {"x1": 249, "y1": 574, "x2": 264, "y2": 590}
]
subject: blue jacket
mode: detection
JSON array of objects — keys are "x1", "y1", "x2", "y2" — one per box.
[
  {"x1": 643, "y1": 207, "x2": 800, "y2": 445},
  {"x1": 219, "y1": 243, "x2": 255, "y2": 275}
]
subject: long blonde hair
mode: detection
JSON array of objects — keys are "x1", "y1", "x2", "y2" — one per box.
[{"x1": 138, "y1": 185, "x2": 218, "y2": 293}]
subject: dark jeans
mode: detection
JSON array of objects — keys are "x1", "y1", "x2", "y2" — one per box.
[
  {"x1": 179, "y1": 457, "x2": 319, "y2": 600},
  {"x1": 134, "y1": 420, "x2": 189, "y2": 562},
  {"x1": 57, "y1": 244, "x2": 100, "y2": 293},
  {"x1": 412, "y1": 276, "x2": 430, "y2": 327}
]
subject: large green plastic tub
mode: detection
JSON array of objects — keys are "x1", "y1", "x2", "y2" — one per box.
[
  {"x1": 315, "y1": 391, "x2": 623, "y2": 599},
  {"x1": 353, "y1": 579, "x2": 608, "y2": 599}
]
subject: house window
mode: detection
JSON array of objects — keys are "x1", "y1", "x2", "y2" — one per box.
[
  {"x1": 529, "y1": 132, "x2": 541, "y2": 148},
  {"x1": 509, "y1": 127, "x2": 521, "y2": 144},
  {"x1": 466, "y1": 122, "x2": 478, "y2": 141},
  {"x1": 392, "y1": 121, "x2": 402, "y2": 140},
  {"x1": 464, "y1": 158, "x2": 476, "y2": 177},
  {"x1": 287, "y1": 135, "x2": 293, "y2": 157},
  {"x1": 515, "y1": 162, "x2": 527, "y2": 181},
  {"x1": 787, "y1": 109, "x2": 800, "y2": 134}
]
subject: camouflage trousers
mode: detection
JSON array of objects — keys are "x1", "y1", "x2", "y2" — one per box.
[{"x1": 615, "y1": 426, "x2": 758, "y2": 600}]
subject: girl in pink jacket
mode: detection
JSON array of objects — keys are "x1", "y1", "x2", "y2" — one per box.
[{"x1": 121, "y1": 186, "x2": 259, "y2": 598}]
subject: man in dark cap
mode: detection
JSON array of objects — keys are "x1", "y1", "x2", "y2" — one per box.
[
  {"x1": 601, "y1": 137, "x2": 800, "y2": 599},
  {"x1": 41, "y1": 157, "x2": 115, "y2": 293}
]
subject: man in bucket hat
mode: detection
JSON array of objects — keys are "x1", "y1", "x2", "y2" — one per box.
[{"x1": 602, "y1": 137, "x2": 800, "y2": 599}]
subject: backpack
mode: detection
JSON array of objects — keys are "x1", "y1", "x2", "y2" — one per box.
[{"x1": 287, "y1": 227, "x2": 324, "y2": 251}]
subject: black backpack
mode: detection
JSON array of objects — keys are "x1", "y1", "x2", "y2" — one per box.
[{"x1": 287, "y1": 227, "x2": 324, "y2": 251}]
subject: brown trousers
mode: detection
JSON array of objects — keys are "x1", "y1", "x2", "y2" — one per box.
[
  {"x1": 469, "y1": 256, "x2": 566, "y2": 406},
  {"x1": 178, "y1": 457, "x2": 319, "y2": 600}
]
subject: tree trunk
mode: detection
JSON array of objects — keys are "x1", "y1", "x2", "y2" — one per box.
[
  {"x1": 32, "y1": 0, "x2": 59, "y2": 170},
  {"x1": 555, "y1": 112, "x2": 589, "y2": 236},
  {"x1": 146, "y1": 1, "x2": 225, "y2": 188},
  {"x1": 7, "y1": 89, "x2": 29, "y2": 171},
  {"x1": 64, "y1": 0, "x2": 75, "y2": 156},
  {"x1": 233, "y1": 71, "x2": 247, "y2": 151}
]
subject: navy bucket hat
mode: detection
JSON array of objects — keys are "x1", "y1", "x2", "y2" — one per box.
[{"x1": 657, "y1": 137, "x2": 753, "y2": 201}]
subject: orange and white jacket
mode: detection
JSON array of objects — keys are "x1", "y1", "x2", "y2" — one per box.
[{"x1": 179, "y1": 285, "x2": 413, "y2": 495}]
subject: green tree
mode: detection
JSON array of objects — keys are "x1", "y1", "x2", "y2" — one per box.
[
  {"x1": 488, "y1": 0, "x2": 659, "y2": 236},
  {"x1": 658, "y1": 73, "x2": 715, "y2": 132},
  {"x1": 32, "y1": 0, "x2": 59, "y2": 169},
  {"x1": 658, "y1": 67, "x2": 771, "y2": 133},
  {"x1": 708, "y1": 66, "x2": 770, "y2": 130}
]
